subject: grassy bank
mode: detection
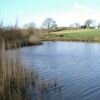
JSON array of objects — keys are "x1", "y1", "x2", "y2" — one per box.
[{"x1": 43, "y1": 29, "x2": 100, "y2": 42}]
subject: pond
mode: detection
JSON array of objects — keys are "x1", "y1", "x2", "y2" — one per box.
[{"x1": 12, "y1": 41, "x2": 100, "y2": 100}]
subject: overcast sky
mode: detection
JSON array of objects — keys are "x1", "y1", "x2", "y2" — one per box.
[{"x1": 0, "y1": 0, "x2": 100, "y2": 27}]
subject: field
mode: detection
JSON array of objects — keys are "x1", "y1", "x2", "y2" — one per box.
[{"x1": 43, "y1": 29, "x2": 100, "y2": 42}]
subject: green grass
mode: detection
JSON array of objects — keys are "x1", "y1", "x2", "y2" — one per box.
[{"x1": 43, "y1": 29, "x2": 100, "y2": 42}]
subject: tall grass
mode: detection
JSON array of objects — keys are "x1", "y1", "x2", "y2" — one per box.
[
  {"x1": 0, "y1": 25, "x2": 43, "y2": 49},
  {"x1": 0, "y1": 26, "x2": 28, "y2": 49},
  {"x1": 0, "y1": 41, "x2": 44, "y2": 100},
  {"x1": 0, "y1": 42, "x2": 62, "y2": 100},
  {"x1": 0, "y1": 25, "x2": 62, "y2": 100},
  {"x1": 0, "y1": 41, "x2": 30, "y2": 100},
  {"x1": 0, "y1": 24, "x2": 39, "y2": 99}
]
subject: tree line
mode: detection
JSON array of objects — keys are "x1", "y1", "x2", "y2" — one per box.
[{"x1": 25, "y1": 18, "x2": 100, "y2": 34}]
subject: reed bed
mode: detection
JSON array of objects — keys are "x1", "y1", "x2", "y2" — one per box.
[
  {"x1": 0, "y1": 44, "x2": 62, "y2": 100},
  {"x1": 0, "y1": 25, "x2": 62, "y2": 100}
]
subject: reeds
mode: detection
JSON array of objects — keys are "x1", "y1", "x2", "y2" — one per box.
[
  {"x1": 0, "y1": 40, "x2": 28, "y2": 100},
  {"x1": 0, "y1": 27, "x2": 26, "y2": 49},
  {"x1": 0, "y1": 24, "x2": 39, "y2": 100},
  {"x1": 0, "y1": 45, "x2": 62, "y2": 100},
  {"x1": 0, "y1": 24, "x2": 62, "y2": 100},
  {"x1": 0, "y1": 41, "x2": 42, "y2": 100},
  {"x1": 0, "y1": 25, "x2": 43, "y2": 49}
]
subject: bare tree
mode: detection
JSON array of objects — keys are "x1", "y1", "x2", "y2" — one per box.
[
  {"x1": 42, "y1": 18, "x2": 57, "y2": 34},
  {"x1": 74, "y1": 23, "x2": 80, "y2": 29},
  {"x1": 24, "y1": 22, "x2": 36, "y2": 35},
  {"x1": 69, "y1": 23, "x2": 80, "y2": 29},
  {"x1": 85, "y1": 19, "x2": 94, "y2": 28},
  {"x1": 24, "y1": 22, "x2": 36, "y2": 29}
]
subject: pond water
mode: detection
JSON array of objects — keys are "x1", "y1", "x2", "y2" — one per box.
[{"x1": 13, "y1": 41, "x2": 100, "y2": 100}]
